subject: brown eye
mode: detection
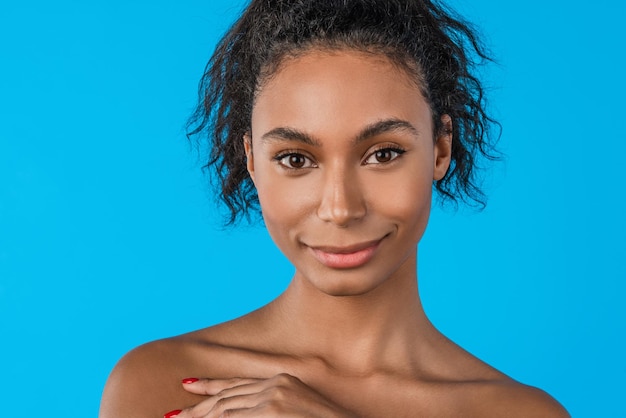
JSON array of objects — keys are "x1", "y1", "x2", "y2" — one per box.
[
  {"x1": 289, "y1": 154, "x2": 306, "y2": 168},
  {"x1": 375, "y1": 149, "x2": 393, "y2": 163},
  {"x1": 364, "y1": 147, "x2": 406, "y2": 165},
  {"x1": 275, "y1": 152, "x2": 316, "y2": 169}
]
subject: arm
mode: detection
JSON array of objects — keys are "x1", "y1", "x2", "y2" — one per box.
[{"x1": 99, "y1": 341, "x2": 204, "y2": 418}]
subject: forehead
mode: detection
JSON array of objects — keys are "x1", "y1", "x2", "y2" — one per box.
[
  {"x1": 251, "y1": 50, "x2": 433, "y2": 138},
  {"x1": 255, "y1": 49, "x2": 422, "y2": 101}
]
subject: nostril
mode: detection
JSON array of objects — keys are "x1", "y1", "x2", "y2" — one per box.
[{"x1": 316, "y1": 178, "x2": 366, "y2": 226}]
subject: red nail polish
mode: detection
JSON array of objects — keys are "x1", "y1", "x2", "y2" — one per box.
[
  {"x1": 182, "y1": 377, "x2": 199, "y2": 384},
  {"x1": 164, "y1": 410, "x2": 182, "y2": 418}
]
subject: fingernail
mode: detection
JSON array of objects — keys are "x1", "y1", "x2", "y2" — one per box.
[
  {"x1": 164, "y1": 410, "x2": 182, "y2": 418},
  {"x1": 182, "y1": 377, "x2": 199, "y2": 384}
]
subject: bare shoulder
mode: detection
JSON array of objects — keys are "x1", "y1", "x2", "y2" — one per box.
[
  {"x1": 469, "y1": 379, "x2": 570, "y2": 418},
  {"x1": 432, "y1": 336, "x2": 569, "y2": 417},
  {"x1": 99, "y1": 333, "x2": 217, "y2": 418},
  {"x1": 99, "y1": 315, "x2": 271, "y2": 418}
]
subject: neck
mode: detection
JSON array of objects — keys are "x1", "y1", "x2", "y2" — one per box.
[{"x1": 268, "y1": 252, "x2": 437, "y2": 375}]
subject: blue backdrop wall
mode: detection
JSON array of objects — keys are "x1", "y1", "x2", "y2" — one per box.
[{"x1": 1, "y1": 1, "x2": 624, "y2": 416}]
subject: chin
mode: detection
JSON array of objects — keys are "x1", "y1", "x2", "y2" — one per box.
[
  {"x1": 314, "y1": 280, "x2": 382, "y2": 297},
  {"x1": 297, "y1": 260, "x2": 408, "y2": 298}
]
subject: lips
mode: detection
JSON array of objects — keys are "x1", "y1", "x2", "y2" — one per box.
[{"x1": 308, "y1": 238, "x2": 384, "y2": 269}]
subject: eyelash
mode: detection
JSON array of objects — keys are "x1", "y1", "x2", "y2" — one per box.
[
  {"x1": 363, "y1": 146, "x2": 406, "y2": 165},
  {"x1": 272, "y1": 146, "x2": 407, "y2": 170},
  {"x1": 273, "y1": 150, "x2": 317, "y2": 170}
]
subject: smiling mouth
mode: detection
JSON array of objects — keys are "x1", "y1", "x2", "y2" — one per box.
[{"x1": 308, "y1": 238, "x2": 384, "y2": 269}]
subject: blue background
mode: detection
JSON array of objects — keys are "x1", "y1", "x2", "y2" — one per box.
[{"x1": 1, "y1": 1, "x2": 624, "y2": 416}]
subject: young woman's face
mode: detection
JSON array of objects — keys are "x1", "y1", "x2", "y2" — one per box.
[{"x1": 247, "y1": 50, "x2": 451, "y2": 296}]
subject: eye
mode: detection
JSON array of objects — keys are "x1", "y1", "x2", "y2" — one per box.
[
  {"x1": 274, "y1": 152, "x2": 316, "y2": 169},
  {"x1": 363, "y1": 147, "x2": 406, "y2": 165}
]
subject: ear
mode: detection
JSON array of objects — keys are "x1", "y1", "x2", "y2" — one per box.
[
  {"x1": 243, "y1": 132, "x2": 256, "y2": 183},
  {"x1": 433, "y1": 114, "x2": 452, "y2": 181}
]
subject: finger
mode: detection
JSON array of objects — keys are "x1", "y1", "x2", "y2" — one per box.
[
  {"x1": 175, "y1": 380, "x2": 269, "y2": 417},
  {"x1": 205, "y1": 393, "x2": 265, "y2": 418},
  {"x1": 175, "y1": 390, "x2": 263, "y2": 418},
  {"x1": 181, "y1": 377, "x2": 263, "y2": 395},
  {"x1": 207, "y1": 376, "x2": 299, "y2": 417},
  {"x1": 210, "y1": 400, "x2": 301, "y2": 418}
]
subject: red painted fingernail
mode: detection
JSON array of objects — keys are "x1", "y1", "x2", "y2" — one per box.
[
  {"x1": 164, "y1": 410, "x2": 182, "y2": 418},
  {"x1": 182, "y1": 377, "x2": 199, "y2": 384}
]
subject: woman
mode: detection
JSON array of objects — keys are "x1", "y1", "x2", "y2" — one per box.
[{"x1": 100, "y1": 0, "x2": 569, "y2": 416}]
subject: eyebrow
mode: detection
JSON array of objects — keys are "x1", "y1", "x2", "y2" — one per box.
[
  {"x1": 355, "y1": 119, "x2": 420, "y2": 144},
  {"x1": 261, "y1": 127, "x2": 321, "y2": 146},
  {"x1": 260, "y1": 118, "x2": 420, "y2": 147}
]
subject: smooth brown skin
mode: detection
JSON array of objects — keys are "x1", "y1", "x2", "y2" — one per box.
[{"x1": 100, "y1": 50, "x2": 569, "y2": 417}]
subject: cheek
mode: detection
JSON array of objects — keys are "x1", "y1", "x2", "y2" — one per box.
[
  {"x1": 364, "y1": 163, "x2": 433, "y2": 224},
  {"x1": 254, "y1": 164, "x2": 315, "y2": 236}
]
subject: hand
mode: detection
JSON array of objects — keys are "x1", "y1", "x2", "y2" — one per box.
[{"x1": 164, "y1": 373, "x2": 358, "y2": 418}]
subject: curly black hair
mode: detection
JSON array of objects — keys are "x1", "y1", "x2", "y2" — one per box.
[{"x1": 187, "y1": 0, "x2": 500, "y2": 225}]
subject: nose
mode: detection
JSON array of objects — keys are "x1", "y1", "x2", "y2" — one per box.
[{"x1": 316, "y1": 166, "x2": 367, "y2": 227}]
